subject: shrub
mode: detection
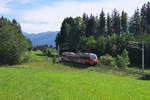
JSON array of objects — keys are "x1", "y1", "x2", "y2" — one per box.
[
  {"x1": 116, "y1": 55, "x2": 126, "y2": 69},
  {"x1": 52, "y1": 56, "x2": 57, "y2": 63},
  {"x1": 99, "y1": 54, "x2": 117, "y2": 68},
  {"x1": 43, "y1": 48, "x2": 52, "y2": 57},
  {"x1": 20, "y1": 52, "x2": 31, "y2": 63},
  {"x1": 121, "y1": 49, "x2": 130, "y2": 66},
  {"x1": 116, "y1": 49, "x2": 130, "y2": 69}
]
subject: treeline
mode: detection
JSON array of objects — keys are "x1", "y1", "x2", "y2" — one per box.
[
  {"x1": 0, "y1": 17, "x2": 33, "y2": 65},
  {"x1": 33, "y1": 45, "x2": 54, "y2": 51},
  {"x1": 33, "y1": 45, "x2": 57, "y2": 57},
  {"x1": 56, "y1": 2, "x2": 150, "y2": 66}
]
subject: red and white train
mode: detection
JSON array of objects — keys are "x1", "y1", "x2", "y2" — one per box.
[{"x1": 61, "y1": 52, "x2": 99, "y2": 65}]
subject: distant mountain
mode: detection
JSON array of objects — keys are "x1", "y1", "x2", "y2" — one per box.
[{"x1": 23, "y1": 31, "x2": 59, "y2": 47}]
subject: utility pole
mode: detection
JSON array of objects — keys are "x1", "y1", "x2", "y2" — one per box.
[
  {"x1": 128, "y1": 41, "x2": 145, "y2": 77},
  {"x1": 142, "y1": 41, "x2": 144, "y2": 77}
]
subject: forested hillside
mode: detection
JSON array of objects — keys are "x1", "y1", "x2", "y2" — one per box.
[
  {"x1": 56, "y1": 2, "x2": 150, "y2": 66},
  {"x1": 23, "y1": 31, "x2": 58, "y2": 47}
]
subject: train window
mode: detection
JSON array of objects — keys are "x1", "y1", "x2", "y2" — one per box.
[
  {"x1": 91, "y1": 55, "x2": 97, "y2": 60},
  {"x1": 80, "y1": 56, "x2": 90, "y2": 60}
]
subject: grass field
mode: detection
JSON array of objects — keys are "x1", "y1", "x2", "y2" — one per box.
[{"x1": 0, "y1": 51, "x2": 150, "y2": 100}]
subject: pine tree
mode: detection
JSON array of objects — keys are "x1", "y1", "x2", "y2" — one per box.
[
  {"x1": 112, "y1": 9, "x2": 121, "y2": 35},
  {"x1": 86, "y1": 15, "x2": 97, "y2": 37},
  {"x1": 106, "y1": 14, "x2": 112, "y2": 36},
  {"x1": 129, "y1": 8, "x2": 141, "y2": 36},
  {"x1": 146, "y1": 2, "x2": 150, "y2": 33},
  {"x1": 82, "y1": 13, "x2": 89, "y2": 36},
  {"x1": 121, "y1": 11, "x2": 128, "y2": 33},
  {"x1": 141, "y1": 4, "x2": 147, "y2": 33},
  {"x1": 97, "y1": 10, "x2": 106, "y2": 37}
]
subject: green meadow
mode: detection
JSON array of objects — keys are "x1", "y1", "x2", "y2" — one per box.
[{"x1": 0, "y1": 51, "x2": 150, "y2": 100}]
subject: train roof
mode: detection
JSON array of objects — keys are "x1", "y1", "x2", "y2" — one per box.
[{"x1": 62, "y1": 52, "x2": 97, "y2": 57}]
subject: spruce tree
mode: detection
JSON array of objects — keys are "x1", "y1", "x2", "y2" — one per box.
[
  {"x1": 97, "y1": 10, "x2": 106, "y2": 37},
  {"x1": 81, "y1": 13, "x2": 89, "y2": 36},
  {"x1": 121, "y1": 11, "x2": 128, "y2": 33},
  {"x1": 141, "y1": 4, "x2": 147, "y2": 33},
  {"x1": 146, "y1": 2, "x2": 150, "y2": 33},
  {"x1": 86, "y1": 15, "x2": 97, "y2": 37},
  {"x1": 112, "y1": 9, "x2": 121, "y2": 35},
  {"x1": 129, "y1": 8, "x2": 141, "y2": 36},
  {"x1": 106, "y1": 14, "x2": 112, "y2": 36}
]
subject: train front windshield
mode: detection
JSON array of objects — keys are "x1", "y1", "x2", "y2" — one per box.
[{"x1": 91, "y1": 55, "x2": 97, "y2": 60}]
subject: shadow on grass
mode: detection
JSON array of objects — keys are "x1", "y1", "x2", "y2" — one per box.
[
  {"x1": 35, "y1": 53, "x2": 45, "y2": 56},
  {"x1": 62, "y1": 61, "x2": 91, "y2": 69},
  {"x1": 35, "y1": 53, "x2": 56, "y2": 57},
  {"x1": 0, "y1": 64, "x2": 14, "y2": 68},
  {"x1": 138, "y1": 74, "x2": 150, "y2": 80}
]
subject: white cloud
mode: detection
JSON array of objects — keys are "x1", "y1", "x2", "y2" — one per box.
[
  {"x1": 21, "y1": 23, "x2": 60, "y2": 33},
  {"x1": 0, "y1": 1, "x2": 11, "y2": 14},
  {"x1": 20, "y1": 0, "x2": 149, "y2": 33}
]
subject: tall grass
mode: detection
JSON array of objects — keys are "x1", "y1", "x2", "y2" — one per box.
[{"x1": 0, "y1": 51, "x2": 150, "y2": 100}]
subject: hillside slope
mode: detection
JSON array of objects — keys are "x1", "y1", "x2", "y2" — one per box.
[{"x1": 23, "y1": 31, "x2": 58, "y2": 47}]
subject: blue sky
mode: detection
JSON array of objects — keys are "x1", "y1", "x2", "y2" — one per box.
[{"x1": 0, "y1": 0, "x2": 149, "y2": 33}]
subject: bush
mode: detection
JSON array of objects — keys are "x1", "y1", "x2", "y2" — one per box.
[
  {"x1": 116, "y1": 55, "x2": 126, "y2": 69},
  {"x1": 43, "y1": 48, "x2": 52, "y2": 57},
  {"x1": 20, "y1": 52, "x2": 31, "y2": 63},
  {"x1": 52, "y1": 56, "x2": 57, "y2": 63},
  {"x1": 99, "y1": 54, "x2": 117, "y2": 68},
  {"x1": 116, "y1": 49, "x2": 130, "y2": 69},
  {"x1": 121, "y1": 49, "x2": 130, "y2": 66}
]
